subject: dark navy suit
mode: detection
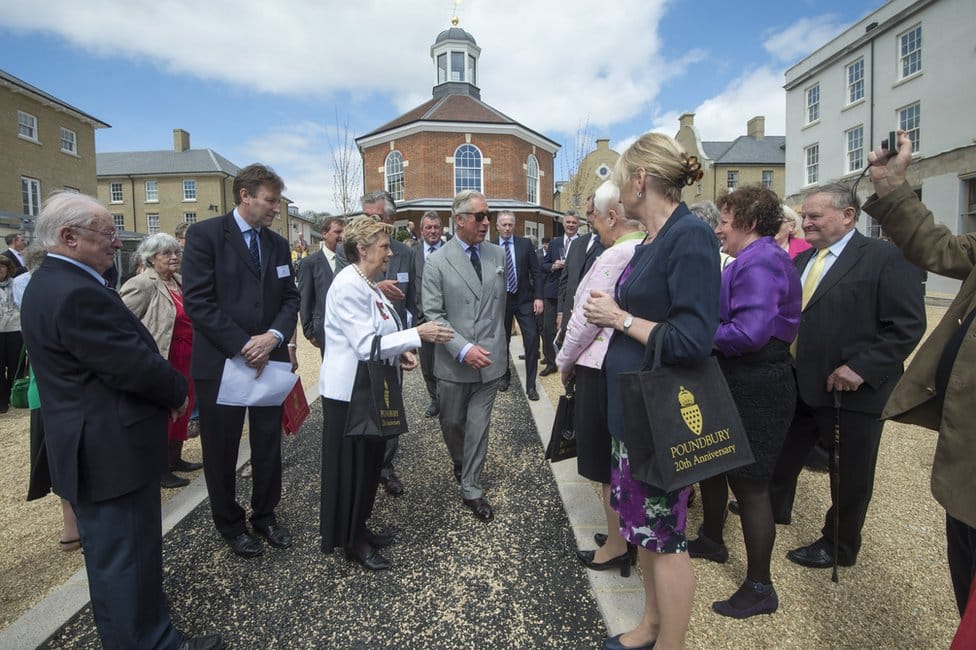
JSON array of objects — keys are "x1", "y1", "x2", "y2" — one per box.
[{"x1": 499, "y1": 235, "x2": 543, "y2": 390}]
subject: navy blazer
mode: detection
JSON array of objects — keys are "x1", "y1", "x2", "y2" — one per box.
[
  {"x1": 793, "y1": 231, "x2": 925, "y2": 413},
  {"x1": 499, "y1": 235, "x2": 543, "y2": 304},
  {"x1": 541, "y1": 235, "x2": 571, "y2": 300},
  {"x1": 182, "y1": 211, "x2": 300, "y2": 380},
  {"x1": 21, "y1": 257, "x2": 187, "y2": 503},
  {"x1": 603, "y1": 204, "x2": 721, "y2": 440},
  {"x1": 558, "y1": 232, "x2": 606, "y2": 331}
]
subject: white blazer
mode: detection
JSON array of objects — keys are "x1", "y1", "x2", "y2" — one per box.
[{"x1": 319, "y1": 265, "x2": 421, "y2": 401}]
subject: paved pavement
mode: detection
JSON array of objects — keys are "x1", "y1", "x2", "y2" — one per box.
[{"x1": 3, "y1": 345, "x2": 623, "y2": 649}]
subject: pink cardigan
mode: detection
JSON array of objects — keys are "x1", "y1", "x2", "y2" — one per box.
[
  {"x1": 787, "y1": 236, "x2": 812, "y2": 259},
  {"x1": 556, "y1": 234, "x2": 643, "y2": 371}
]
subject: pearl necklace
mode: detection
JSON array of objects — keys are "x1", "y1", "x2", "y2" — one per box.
[{"x1": 352, "y1": 264, "x2": 378, "y2": 291}]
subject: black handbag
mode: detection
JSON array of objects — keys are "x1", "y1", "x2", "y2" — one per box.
[
  {"x1": 9, "y1": 345, "x2": 29, "y2": 409},
  {"x1": 618, "y1": 324, "x2": 753, "y2": 492},
  {"x1": 344, "y1": 336, "x2": 408, "y2": 439},
  {"x1": 545, "y1": 385, "x2": 577, "y2": 462}
]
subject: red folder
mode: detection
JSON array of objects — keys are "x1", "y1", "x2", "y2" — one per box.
[{"x1": 281, "y1": 378, "x2": 309, "y2": 435}]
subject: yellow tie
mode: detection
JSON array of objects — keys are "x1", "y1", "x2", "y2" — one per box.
[{"x1": 792, "y1": 248, "x2": 830, "y2": 359}]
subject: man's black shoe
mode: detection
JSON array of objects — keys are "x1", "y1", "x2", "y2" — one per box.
[
  {"x1": 786, "y1": 541, "x2": 854, "y2": 568},
  {"x1": 463, "y1": 496, "x2": 494, "y2": 522},
  {"x1": 539, "y1": 365, "x2": 558, "y2": 377},
  {"x1": 381, "y1": 475, "x2": 404, "y2": 496},
  {"x1": 499, "y1": 377, "x2": 510, "y2": 392},
  {"x1": 425, "y1": 402, "x2": 440, "y2": 418},
  {"x1": 225, "y1": 531, "x2": 263, "y2": 558},
  {"x1": 526, "y1": 387, "x2": 539, "y2": 401},
  {"x1": 254, "y1": 523, "x2": 293, "y2": 549}
]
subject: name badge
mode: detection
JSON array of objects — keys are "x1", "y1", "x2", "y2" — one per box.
[
  {"x1": 396, "y1": 272, "x2": 409, "y2": 284},
  {"x1": 276, "y1": 265, "x2": 291, "y2": 279}
]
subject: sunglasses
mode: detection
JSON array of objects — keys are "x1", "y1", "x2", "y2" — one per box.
[{"x1": 459, "y1": 211, "x2": 491, "y2": 222}]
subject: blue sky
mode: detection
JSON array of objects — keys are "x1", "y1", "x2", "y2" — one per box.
[{"x1": 0, "y1": 0, "x2": 881, "y2": 213}]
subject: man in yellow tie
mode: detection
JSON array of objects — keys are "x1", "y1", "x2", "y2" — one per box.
[{"x1": 769, "y1": 181, "x2": 925, "y2": 570}]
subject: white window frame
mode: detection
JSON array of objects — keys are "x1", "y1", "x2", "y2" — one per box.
[
  {"x1": 805, "y1": 84, "x2": 820, "y2": 124},
  {"x1": 147, "y1": 213, "x2": 160, "y2": 235},
  {"x1": 846, "y1": 58, "x2": 864, "y2": 104},
  {"x1": 22, "y1": 177, "x2": 41, "y2": 216},
  {"x1": 805, "y1": 144, "x2": 819, "y2": 186},
  {"x1": 145, "y1": 180, "x2": 158, "y2": 203},
  {"x1": 183, "y1": 212, "x2": 197, "y2": 224},
  {"x1": 898, "y1": 102, "x2": 921, "y2": 153},
  {"x1": 112, "y1": 213, "x2": 125, "y2": 230},
  {"x1": 182, "y1": 179, "x2": 197, "y2": 201},
  {"x1": 526, "y1": 154, "x2": 539, "y2": 204},
  {"x1": 726, "y1": 170, "x2": 738, "y2": 190},
  {"x1": 761, "y1": 170, "x2": 774, "y2": 189},
  {"x1": 110, "y1": 182, "x2": 124, "y2": 203},
  {"x1": 384, "y1": 151, "x2": 404, "y2": 201},
  {"x1": 898, "y1": 24, "x2": 922, "y2": 80},
  {"x1": 454, "y1": 144, "x2": 483, "y2": 194},
  {"x1": 59, "y1": 127, "x2": 77, "y2": 154},
  {"x1": 17, "y1": 111, "x2": 38, "y2": 141},
  {"x1": 450, "y1": 51, "x2": 465, "y2": 82},
  {"x1": 524, "y1": 220, "x2": 540, "y2": 242},
  {"x1": 846, "y1": 125, "x2": 865, "y2": 174}
]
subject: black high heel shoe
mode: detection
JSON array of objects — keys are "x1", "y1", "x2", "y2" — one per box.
[{"x1": 576, "y1": 548, "x2": 634, "y2": 577}]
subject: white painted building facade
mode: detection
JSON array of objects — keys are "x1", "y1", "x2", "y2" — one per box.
[{"x1": 784, "y1": 0, "x2": 976, "y2": 296}]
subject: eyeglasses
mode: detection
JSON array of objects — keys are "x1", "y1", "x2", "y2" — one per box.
[
  {"x1": 75, "y1": 226, "x2": 119, "y2": 241},
  {"x1": 459, "y1": 211, "x2": 491, "y2": 222}
]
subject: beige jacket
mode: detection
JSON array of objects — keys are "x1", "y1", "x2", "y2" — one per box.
[
  {"x1": 864, "y1": 183, "x2": 976, "y2": 528},
  {"x1": 120, "y1": 269, "x2": 180, "y2": 359}
]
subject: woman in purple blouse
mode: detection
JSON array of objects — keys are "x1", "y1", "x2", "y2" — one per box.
[{"x1": 688, "y1": 185, "x2": 801, "y2": 619}]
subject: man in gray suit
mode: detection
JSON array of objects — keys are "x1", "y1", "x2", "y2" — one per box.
[
  {"x1": 337, "y1": 190, "x2": 415, "y2": 496},
  {"x1": 298, "y1": 216, "x2": 344, "y2": 356},
  {"x1": 422, "y1": 190, "x2": 506, "y2": 522},
  {"x1": 410, "y1": 211, "x2": 445, "y2": 418}
]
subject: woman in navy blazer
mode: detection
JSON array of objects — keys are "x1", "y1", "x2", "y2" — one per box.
[
  {"x1": 584, "y1": 133, "x2": 718, "y2": 650},
  {"x1": 318, "y1": 217, "x2": 452, "y2": 571}
]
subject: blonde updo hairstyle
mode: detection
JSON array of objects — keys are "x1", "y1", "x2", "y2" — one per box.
[
  {"x1": 611, "y1": 132, "x2": 704, "y2": 204},
  {"x1": 343, "y1": 215, "x2": 393, "y2": 263}
]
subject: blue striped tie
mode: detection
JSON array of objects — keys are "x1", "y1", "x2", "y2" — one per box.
[
  {"x1": 503, "y1": 240, "x2": 517, "y2": 293},
  {"x1": 247, "y1": 229, "x2": 261, "y2": 275}
]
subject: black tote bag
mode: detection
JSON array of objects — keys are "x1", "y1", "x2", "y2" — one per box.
[
  {"x1": 619, "y1": 324, "x2": 753, "y2": 492},
  {"x1": 344, "y1": 336, "x2": 408, "y2": 439},
  {"x1": 545, "y1": 387, "x2": 577, "y2": 463}
]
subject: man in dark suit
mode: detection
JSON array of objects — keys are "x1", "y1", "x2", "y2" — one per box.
[
  {"x1": 343, "y1": 190, "x2": 416, "y2": 496},
  {"x1": 182, "y1": 164, "x2": 300, "y2": 559},
  {"x1": 770, "y1": 181, "x2": 925, "y2": 569},
  {"x1": 299, "y1": 216, "x2": 344, "y2": 356},
  {"x1": 540, "y1": 211, "x2": 579, "y2": 375},
  {"x1": 2, "y1": 232, "x2": 27, "y2": 276},
  {"x1": 411, "y1": 211, "x2": 445, "y2": 417},
  {"x1": 556, "y1": 196, "x2": 605, "y2": 345},
  {"x1": 495, "y1": 210, "x2": 543, "y2": 400},
  {"x1": 22, "y1": 192, "x2": 219, "y2": 649}
]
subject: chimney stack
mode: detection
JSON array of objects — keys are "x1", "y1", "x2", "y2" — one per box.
[
  {"x1": 747, "y1": 116, "x2": 765, "y2": 139},
  {"x1": 173, "y1": 129, "x2": 190, "y2": 152},
  {"x1": 679, "y1": 113, "x2": 695, "y2": 129}
]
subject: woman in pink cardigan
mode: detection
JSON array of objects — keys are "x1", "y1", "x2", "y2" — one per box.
[{"x1": 556, "y1": 180, "x2": 645, "y2": 576}]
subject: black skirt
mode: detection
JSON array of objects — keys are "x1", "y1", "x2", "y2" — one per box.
[
  {"x1": 717, "y1": 339, "x2": 796, "y2": 481},
  {"x1": 320, "y1": 397, "x2": 386, "y2": 553},
  {"x1": 573, "y1": 365, "x2": 612, "y2": 484}
]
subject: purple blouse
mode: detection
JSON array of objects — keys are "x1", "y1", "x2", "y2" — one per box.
[{"x1": 714, "y1": 236, "x2": 801, "y2": 356}]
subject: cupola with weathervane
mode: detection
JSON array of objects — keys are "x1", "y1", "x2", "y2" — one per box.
[{"x1": 430, "y1": 17, "x2": 481, "y2": 100}]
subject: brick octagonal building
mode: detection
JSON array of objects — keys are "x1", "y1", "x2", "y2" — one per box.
[{"x1": 356, "y1": 23, "x2": 562, "y2": 241}]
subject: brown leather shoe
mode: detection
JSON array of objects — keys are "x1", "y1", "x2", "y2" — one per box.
[{"x1": 462, "y1": 497, "x2": 494, "y2": 522}]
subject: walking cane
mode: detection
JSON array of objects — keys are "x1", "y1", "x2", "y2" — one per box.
[{"x1": 831, "y1": 390, "x2": 841, "y2": 584}]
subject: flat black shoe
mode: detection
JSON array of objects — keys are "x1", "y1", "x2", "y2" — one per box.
[
  {"x1": 171, "y1": 458, "x2": 203, "y2": 472},
  {"x1": 225, "y1": 531, "x2": 263, "y2": 558},
  {"x1": 381, "y1": 475, "x2": 404, "y2": 496},
  {"x1": 576, "y1": 549, "x2": 632, "y2": 577},
  {"x1": 178, "y1": 634, "x2": 223, "y2": 650},
  {"x1": 463, "y1": 497, "x2": 494, "y2": 522},
  {"x1": 526, "y1": 387, "x2": 540, "y2": 401},
  {"x1": 425, "y1": 402, "x2": 440, "y2": 418},
  {"x1": 539, "y1": 365, "x2": 558, "y2": 377},
  {"x1": 160, "y1": 471, "x2": 190, "y2": 489},
  {"x1": 687, "y1": 526, "x2": 728, "y2": 564},
  {"x1": 254, "y1": 523, "x2": 293, "y2": 549},
  {"x1": 346, "y1": 546, "x2": 390, "y2": 571},
  {"x1": 787, "y1": 541, "x2": 854, "y2": 568}
]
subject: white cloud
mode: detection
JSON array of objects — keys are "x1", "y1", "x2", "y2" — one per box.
[{"x1": 762, "y1": 15, "x2": 848, "y2": 63}]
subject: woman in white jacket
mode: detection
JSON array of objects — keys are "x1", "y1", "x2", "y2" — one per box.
[{"x1": 319, "y1": 216, "x2": 452, "y2": 570}]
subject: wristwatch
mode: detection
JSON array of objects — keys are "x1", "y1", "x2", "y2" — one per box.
[{"x1": 622, "y1": 314, "x2": 634, "y2": 333}]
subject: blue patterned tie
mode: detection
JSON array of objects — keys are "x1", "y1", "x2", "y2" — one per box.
[
  {"x1": 503, "y1": 240, "x2": 517, "y2": 293},
  {"x1": 468, "y1": 245, "x2": 482, "y2": 281},
  {"x1": 247, "y1": 228, "x2": 261, "y2": 275}
]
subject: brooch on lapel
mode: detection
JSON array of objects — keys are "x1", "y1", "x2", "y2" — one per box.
[
  {"x1": 376, "y1": 301, "x2": 389, "y2": 320},
  {"x1": 495, "y1": 266, "x2": 505, "y2": 275}
]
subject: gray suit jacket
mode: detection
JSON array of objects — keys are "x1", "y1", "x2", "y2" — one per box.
[
  {"x1": 298, "y1": 249, "x2": 335, "y2": 346},
  {"x1": 422, "y1": 239, "x2": 507, "y2": 384}
]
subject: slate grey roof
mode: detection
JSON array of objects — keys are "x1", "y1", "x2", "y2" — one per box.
[
  {"x1": 0, "y1": 69, "x2": 109, "y2": 128},
  {"x1": 435, "y1": 27, "x2": 477, "y2": 45},
  {"x1": 96, "y1": 149, "x2": 240, "y2": 177},
  {"x1": 702, "y1": 136, "x2": 785, "y2": 165}
]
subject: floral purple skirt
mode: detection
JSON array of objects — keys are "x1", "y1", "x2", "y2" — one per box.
[{"x1": 610, "y1": 438, "x2": 690, "y2": 553}]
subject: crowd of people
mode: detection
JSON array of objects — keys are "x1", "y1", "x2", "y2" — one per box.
[{"x1": 10, "y1": 127, "x2": 975, "y2": 649}]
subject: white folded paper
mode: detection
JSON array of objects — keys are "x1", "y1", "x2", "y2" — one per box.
[{"x1": 216, "y1": 357, "x2": 299, "y2": 407}]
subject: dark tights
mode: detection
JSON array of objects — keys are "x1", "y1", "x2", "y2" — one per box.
[{"x1": 699, "y1": 473, "x2": 775, "y2": 585}]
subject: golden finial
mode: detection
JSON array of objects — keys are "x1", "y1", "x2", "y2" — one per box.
[{"x1": 451, "y1": 0, "x2": 460, "y2": 26}]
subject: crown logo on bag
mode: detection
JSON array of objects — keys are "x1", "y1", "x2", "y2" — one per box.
[{"x1": 678, "y1": 386, "x2": 702, "y2": 436}]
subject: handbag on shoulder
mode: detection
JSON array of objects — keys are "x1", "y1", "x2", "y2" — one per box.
[
  {"x1": 619, "y1": 324, "x2": 753, "y2": 492},
  {"x1": 545, "y1": 384, "x2": 577, "y2": 462},
  {"x1": 344, "y1": 336, "x2": 408, "y2": 439},
  {"x1": 9, "y1": 345, "x2": 30, "y2": 409}
]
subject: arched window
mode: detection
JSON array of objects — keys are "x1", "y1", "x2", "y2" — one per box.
[
  {"x1": 454, "y1": 144, "x2": 482, "y2": 194},
  {"x1": 526, "y1": 154, "x2": 539, "y2": 204},
  {"x1": 385, "y1": 151, "x2": 404, "y2": 201}
]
